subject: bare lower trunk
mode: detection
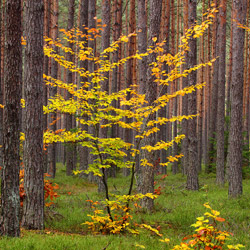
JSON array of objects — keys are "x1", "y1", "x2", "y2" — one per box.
[
  {"x1": 228, "y1": 0, "x2": 247, "y2": 198},
  {"x1": 1, "y1": 0, "x2": 22, "y2": 236},
  {"x1": 186, "y1": 0, "x2": 199, "y2": 191},
  {"x1": 22, "y1": 0, "x2": 44, "y2": 230}
]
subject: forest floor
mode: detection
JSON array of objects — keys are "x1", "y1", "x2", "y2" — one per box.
[{"x1": 1, "y1": 164, "x2": 250, "y2": 250}]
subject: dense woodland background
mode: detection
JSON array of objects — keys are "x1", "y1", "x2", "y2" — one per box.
[{"x1": 0, "y1": 0, "x2": 249, "y2": 243}]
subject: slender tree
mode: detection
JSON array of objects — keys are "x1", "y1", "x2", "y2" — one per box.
[
  {"x1": 186, "y1": 0, "x2": 199, "y2": 190},
  {"x1": 97, "y1": 0, "x2": 111, "y2": 191},
  {"x1": 124, "y1": 0, "x2": 135, "y2": 177},
  {"x1": 47, "y1": 0, "x2": 58, "y2": 178},
  {"x1": 139, "y1": 0, "x2": 162, "y2": 211},
  {"x1": 0, "y1": 0, "x2": 2, "y2": 168},
  {"x1": 228, "y1": 0, "x2": 247, "y2": 198},
  {"x1": 136, "y1": 0, "x2": 148, "y2": 185},
  {"x1": 22, "y1": 0, "x2": 44, "y2": 230},
  {"x1": 181, "y1": 0, "x2": 189, "y2": 175},
  {"x1": 171, "y1": 0, "x2": 178, "y2": 175},
  {"x1": 207, "y1": 0, "x2": 218, "y2": 173},
  {"x1": 87, "y1": 0, "x2": 96, "y2": 182},
  {"x1": 43, "y1": 0, "x2": 50, "y2": 172},
  {"x1": 197, "y1": 0, "x2": 205, "y2": 173},
  {"x1": 78, "y1": 0, "x2": 89, "y2": 174},
  {"x1": 0, "y1": 0, "x2": 22, "y2": 237},
  {"x1": 204, "y1": 0, "x2": 212, "y2": 169},
  {"x1": 65, "y1": 0, "x2": 76, "y2": 176},
  {"x1": 216, "y1": 0, "x2": 227, "y2": 185},
  {"x1": 158, "y1": 0, "x2": 170, "y2": 174}
]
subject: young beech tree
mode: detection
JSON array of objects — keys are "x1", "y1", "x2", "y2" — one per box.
[{"x1": 43, "y1": 7, "x2": 216, "y2": 230}]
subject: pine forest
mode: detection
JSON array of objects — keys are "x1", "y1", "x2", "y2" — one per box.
[{"x1": 0, "y1": 0, "x2": 250, "y2": 249}]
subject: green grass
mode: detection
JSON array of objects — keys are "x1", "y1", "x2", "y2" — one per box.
[{"x1": 1, "y1": 164, "x2": 250, "y2": 249}]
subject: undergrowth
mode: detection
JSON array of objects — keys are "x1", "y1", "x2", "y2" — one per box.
[{"x1": 0, "y1": 163, "x2": 249, "y2": 249}]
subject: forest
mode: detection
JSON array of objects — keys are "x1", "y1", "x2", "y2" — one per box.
[{"x1": 0, "y1": 0, "x2": 250, "y2": 249}]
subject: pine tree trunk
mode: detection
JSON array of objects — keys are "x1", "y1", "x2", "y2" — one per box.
[
  {"x1": 0, "y1": 0, "x2": 22, "y2": 237},
  {"x1": 228, "y1": 0, "x2": 247, "y2": 198},
  {"x1": 98, "y1": 0, "x2": 110, "y2": 192},
  {"x1": 207, "y1": 0, "x2": 218, "y2": 173},
  {"x1": 87, "y1": 0, "x2": 96, "y2": 182},
  {"x1": 22, "y1": 0, "x2": 44, "y2": 230},
  {"x1": 157, "y1": 0, "x2": 170, "y2": 174},
  {"x1": 186, "y1": 0, "x2": 199, "y2": 191},
  {"x1": 123, "y1": 0, "x2": 135, "y2": 177},
  {"x1": 137, "y1": 0, "x2": 148, "y2": 187},
  {"x1": 78, "y1": 0, "x2": 89, "y2": 175},
  {"x1": 204, "y1": 0, "x2": 212, "y2": 169},
  {"x1": 43, "y1": 0, "x2": 50, "y2": 173},
  {"x1": 139, "y1": 0, "x2": 162, "y2": 211},
  {"x1": 65, "y1": 0, "x2": 76, "y2": 176},
  {"x1": 197, "y1": 0, "x2": 205, "y2": 173},
  {"x1": 0, "y1": 0, "x2": 3, "y2": 168},
  {"x1": 216, "y1": 0, "x2": 227, "y2": 185},
  {"x1": 47, "y1": 0, "x2": 58, "y2": 178},
  {"x1": 171, "y1": 0, "x2": 178, "y2": 175},
  {"x1": 181, "y1": 0, "x2": 189, "y2": 175}
]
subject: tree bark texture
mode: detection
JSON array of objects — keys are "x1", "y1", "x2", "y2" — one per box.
[
  {"x1": 207, "y1": 0, "x2": 218, "y2": 173},
  {"x1": 87, "y1": 0, "x2": 96, "y2": 182},
  {"x1": 228, "y1": 0, "x2": 247, "y2": 198},
  {"x1": 1, "y1": 0, "x2": 22, "y2": 237},
  {"x1": 186, "y1": 0, "x2": 199, "y2": 191},
  {"x1": 0, "y1": 0, "x2": 3, "y2": 168},
  {"x1": 139, "y1": 0, "x2": 162, "y2": 211},
  {"x1": 123, "y1": 0, "x2": 135, "y2": 177},
  {"x1": 181, "y1": 0, "x2": 189, "y2": 175},
  {"x1": 157, "y1": 0, "x2": 170, "y2": 174},
  {"x1": 47, "y1": 0, "x2": 58, "y2": 178},
  {"x1": 97, "y1": 0, "x2": 110, "y2": 191},
  {"x1": 42, "y1": 0, "x2": 50, "y2": 172},
  {"x1": 216, "y1": 0, "x2": 227, "y2": 185},
  {"x1": 66, "y1": 0, "x2": 76, "y2": 176},
  {"x1": 22, "y1": 0, "x2": 44, "y2": 230},
  {"x1": 78, "y1": 0, "x2": 89, "y2": 174},
  {"x1": 136, "y1": 0, "x2": 148, "y2": 185}
]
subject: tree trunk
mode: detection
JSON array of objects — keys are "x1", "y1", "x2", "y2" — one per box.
[
  {"x1": 136, "y1": 0, "x2": 148, "y2": 187},
  {"x1": 197, "y1": 0, "x2": 205, "y2": 173},
  {"x1": 206, "y1": 0, "x2": 218, "y2": 173},
  {"x1": 186, "y1": 0, "x2": 199, "y2": 191},
  {"x1": 78, "y1": 0, "x2": 89, "y2": 175},
  {"x1": 204, "y1": 0, "x2": 212, "y2": 169},
  {"x1": 216, "y1": 0, "x2": 227, "y2": 185},
  {"x1": 123, "y1": 0, "x2": 135, "y2": 177},
  {"x1": 43, "y1": 0, "x2": 50, "y2": 173},
  {"x1": 22, "y1": 0, "x2": 44, "y2": 230},
  {"x1": 0, "y1": 0, "x2": 3, "y2": 168},
  {"x1": 228, "y1": 0, "x2": 247, "y2": 198},
  {"x1": 181, "y1": 0, "x2": 189, "y2": 175},
  {"x1": 157, "y1": 0, "x2": 170, "y2": 174},
  {"x1": 87, "y1": 0, "x2": 96, "y2": 182},
  {"x1": 47, "y1": 0, "x2": 58, "y2": 178},
  {"x1": 65, "y1": 0, "x2": 75, "y2": 176},
  {"x1": 139, "y1": 0, "x2": 162, "y2": 211},
  {"x1": 171, "y1": 0, "x2": 178, "y2": 175},
  {"x1": 1, "y1": 0, "x2": 22, "y2": 237},
  {"x1": 98, "y1": 0, "x2": 110, "y2": 192}
]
